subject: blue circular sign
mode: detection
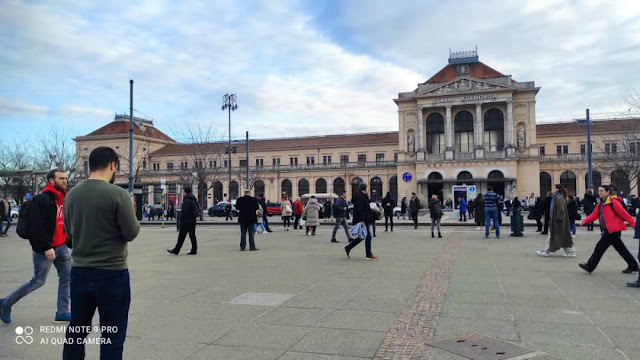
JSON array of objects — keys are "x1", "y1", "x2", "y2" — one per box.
[
  {"x1": 469, "y1": 186, "x2": 476, "y2": 192},
  {"x1": 402, "y1": 172, "x2": 412, "y2": 182}
]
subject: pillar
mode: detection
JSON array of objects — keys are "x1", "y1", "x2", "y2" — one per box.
[
  {"x1": 475, "y1": 103, "x2": 484, "y2": 159},
  {"x1": 445, "y1": 105, "x2": 454, "y2": 160},
  {"x1": 417, "y1": 107, "x2": 425, "y2": 161},
  {"x1": 506, "y1": 99, "x2": 515, "y2": 157}
]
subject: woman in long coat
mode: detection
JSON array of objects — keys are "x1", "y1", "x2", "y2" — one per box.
[
  {"x1": 537, "y1": 185, "x2": 574, "y2": 257},
  {"x1": 305, "y1": 196, "x2": 320, "y2": 236},
  {"x1": 474, "y1": 194, "x2": 485, "y2": 226}
]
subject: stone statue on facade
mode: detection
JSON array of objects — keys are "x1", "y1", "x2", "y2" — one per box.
[
  {"x1": 517, "y1": 125, "x2": 526, "y2": 148},
  {"x1": 407, "y1": 132, "x2": 415, "y2": 152}
]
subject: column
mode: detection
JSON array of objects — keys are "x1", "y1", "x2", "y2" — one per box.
[
  {"x1": 417, "y1": 107, "x2": 425, "y2": 161},
  {"x1": 506, "y1": 99, "x2": 515, "y2": 157},
  {"x1": 445, "y1": 105, "x2": 454, "y2": 160},
  {"x1": 475, "y1": 103, "x2": 484, "y2": 159}
]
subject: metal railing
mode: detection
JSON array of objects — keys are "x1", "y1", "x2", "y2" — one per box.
[
  {"x1": 485, "y1": 151, "x2": 505, "y2": 159},
  {"x1": 425, "y1": 153, "x2": 445, "y2": 161},
  {"x1": 456, "y1": 152, "x2": 474, "y2": 160},
  {"x1": 539, "y1": 152, "x2": 634, "y2": 162}
]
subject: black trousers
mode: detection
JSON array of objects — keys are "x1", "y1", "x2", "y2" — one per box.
[
  {"x1": 384, "y1": 214, "x2": 393, "y2": 231},
  {"x1": 542, "y1": 216, "x2": 549, "y2": 233},
  {"x1": 536, "y1": 218, "x2": 543, "y2": 231},
  {"x1": 307, "y1": 226, "x2": 317, "y2": 235},
  {"x1": 225, "y1": 210, "x2": 233, "y2": 220},
  {"x1": 412, "y1": 212, "x2": 419, "y2": 228},
  {"x1": 586, "y1": 231, "x2": 638, "y2": 270},
  {"x1": 294, "y1": 214, "x2": 302, "y2": 229},
  {"x1": 459, "y1": 212, "x2": 466, "y2": 221},
  {"x1": 173, "y1": 222, "x2": 197, "y2": 253}
]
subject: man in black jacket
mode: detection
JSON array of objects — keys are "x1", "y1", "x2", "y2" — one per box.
[
  {"x1": 167, "y1": 185, "x2": 199, "y2": 255},
  {"x1": 1, "y1": 169, "x2": 71, "y2": 324},
  {"x1": 409, "y1": 192, "x2": 421, "y2": 229},
  {"x1": 344, "y1": 183, "x2": 378, "y2": 260},
  {"x1": 236, "y1": 189, "x2": 259, "y2": 251},
  {"x1": 540, "y1": 192, "x2": 552, "y2": 235},
  {"x1": 582, "y1": 189, "x2": 597, "y2": 231}
]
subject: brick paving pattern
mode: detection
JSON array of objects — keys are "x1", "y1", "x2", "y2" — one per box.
[{"x1": 374, "y1": 232, "x2": 462, "y2": 360}]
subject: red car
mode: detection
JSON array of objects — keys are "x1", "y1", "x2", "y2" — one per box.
[{"x1": 265, "y1": 202, "x2": 282, "y2": 216}]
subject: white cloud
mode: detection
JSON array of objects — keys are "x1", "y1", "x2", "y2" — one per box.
[{"x1": 0, "y1": 97, "x2": 48, "y2": 117}]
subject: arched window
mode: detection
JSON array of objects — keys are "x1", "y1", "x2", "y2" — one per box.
[
  {"x1": 316, "y1": 178, "x2": 327, "y2": 193},
  {"x1": 454, "y1": 111, "x2": 474, "y2": 153},
  {"x1": 253, "y1": 180, "x2": 265, "y2": 198},
  {"x1": 351, "y1": 177, "x2": 364, "y2": 197},
  {"x1": 540, "y1": 172, "x2": 552, "y2": 196},
  {"x1": 488, "y1": 170, "x2": 504, "y2": 179},
  {"x1": 457, "y1": 171, "x2": 473, "y2": 184},
  {"x1": 484, "y1": 109, "x2": 504, "y2": 151},
  {"x1": 426, "y1": 113, "x2": 445, "y2": 154},
  {"x1": 298, "y1": 179, "x2": 309, "y2": 196},
  {"x1": 389, "y1": 176, "x2": 398, "y2": 198},
  {"x1": 229, "y1": 181, "x2": 239, "y2": 200},
  {"x1": 428, "y1": 172, "x2": 443, "y2": 180},
  {"x1": 281, "y1": 179, "x2": 292, "y2": 198},
  {"x1": 560, "y1": 171, "x2": 577, "y2": 195},
  {"x1": 370, "y1": 177, "x2": 383, "y2": 200},
  {"x1": 585, "y1": 171, "x2": 601, "y2": 191},
  {"x1": 333, "y1": 178, "x2": 345, "y2": 195},
  {"x1": 213, "y1": 181, "x2": 223, "y2": 202},
  {"x1": 611, "y1": 169, "x2": 630, "y2": 195}
]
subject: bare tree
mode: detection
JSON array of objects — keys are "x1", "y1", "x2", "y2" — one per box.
[
  {"x1": 33, "y1": 124, "x2": 84, "y2": 185},
  {"x1": 597, "y1": 131, "x2": 640, "y2": 195},
  {"x1": 118, "y1": 139, "x2": 152, "y2": 183},
  {"x1": 627, "y1": 90, "x2": 640, "y2": 116},
  {"x1": 0, "y1": 142, "x2": 38, "y2": 203}
]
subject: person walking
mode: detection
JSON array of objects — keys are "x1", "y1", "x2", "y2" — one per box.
[
  {"x1": 167, "y1": 186, "x2": 199, "y2": 255},
  {"x1": 400, "y1": 197, "x2": 408, "y2": 220},
  {"x1": 331, "y1": 191, "x2": 350, "y2": 243},
  {"x1": 61, "y1": 147, "x2": 140, "y2": 359},
  {"x1": 567, "y1": 194, "x2": 579, "y2": 238},
  {"x1": 627, "y1": 207, "x2": 640, "y2": 287},
  {"x1": 582, "y1": 189, "x2": 597, "y2": 231},
  {"x1": 382, "y1": 192, "x2": 395, "y2": 232},
  {"x1": 537, "y1": 185, "x2": 575, "y2": 257},
  {"x1": 459, "y1": 197, "x2": 467, "y2": 222},
  {"x1": 483, "y1": 186, "x2": 501, "y2": 238},
  {"x1": 0, "y1": 195, "x2": 11, "y2": 236},
  {"x1": 474, "y1": 193, "x2": 485, "y2": 226},
  {"x1": 533, "y1": 197, "x2": 544, "y2": 232},
  {"x1": 254, "y1": 204, "x2": 266, "y2": 234},
  {"x1": 236, "y1": 189, "x2": 259, "y2": 251},
  {"x1": 0, "y1": 169, "x2": 70, "y2": 325},
  {"x1": 344, "y1": 183, "x2": 377, "y2": 260},
  {"x1": 293, "y1": 197, "x2": 304, "y2": 230},
  {"x1": 281, "y1": 195, "x2": 293, "y2": 231},
  {"x1": 579, "y1": 184, "x2": 637, "y2": 273},
  {"x1": 225, "y1": 199, "x2": 233, "y2": 221},
  {"x1": 467, "y1": 198, "x2": 475, "y2": 220},
  {"x1": 324, "y1": 200, "x2": 332, "y2": 221},
  {"x1": 305, "y1": 196, "x2": 320, "y2": 236},
  {"x1": 258, "y1": 194, "x2": 273, "y2": 233},
  {"x1": 429, "y1": 194, "x2": 443, "y2": 238},
  {"x1": 540, "y1": 191, "x2": 552, "y2": 235},
  {"x1": 409, "y1": 192, "x2": 420, "y2": 229}
]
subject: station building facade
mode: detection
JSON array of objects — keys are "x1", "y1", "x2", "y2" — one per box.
[{"x1": 74, "y1": 52, "x2": 640, "y2": 208}]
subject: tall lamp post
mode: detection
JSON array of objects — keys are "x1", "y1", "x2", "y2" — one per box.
[{"x1": 222, "y1": 93, "x2": 238, "y2": 199}]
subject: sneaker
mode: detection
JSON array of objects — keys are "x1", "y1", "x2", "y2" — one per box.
[
  {"x1": 622, "y1": 267, "x2": 639, "y2": 274},
  {"x1": 331, "y1": 239, "x2": 339, "y2": 243},
  {"x1": 626, "y1": 281, "x2": 640, "y2": 288},
  {"x1": 536, "y1": 250, "x2": 549, "y2": 257},
  {"x1": 54, "y1": 313, "x2": 71, "y2": 323},
  {"x1": 579, "y1": 263, "x2": 593, "y2": 273},
  {"x1": 0, "y1": 298, "x2": 11, "y2": 324},
  {"x1": 365, "y1": 255, "x2": 379, "y2": 260},
  {"x1": 563, "y1": 252, "x2": 576, "y2": 258},
  {"x1": 344, "y1": 247, "x2": 350, "y2": 259}
]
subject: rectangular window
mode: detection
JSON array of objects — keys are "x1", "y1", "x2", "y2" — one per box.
[
  {"x1": 153, "y1": 163, "x2": 160, "y2": 171},
  {"x1": 340, "y1": 155, "x2": 349, "y2": 164},
  {"x1": 376, "y1": 153, "x2": 385, "y2": 163},
  {"x1": 143, "y1": 160, "x2": 147, "y2": 170},
  {"x1": 84, "y1": 161, "x2": 89, "y2": 170},
  {"x1": 272, "y1": 158, "x2": 281, "y2": 166},
  {"x1": 455, "y1": 132, "x2": 474, "y2": 153},
  {"x1": 556, "y1": 145, "x2": 568, "y2": 156},
  {"x1": 289, "y1": 157, "x2": 298, "y2": 166},
  {"x1": 563, "y1": 145, "x2": 568, "y2": 154},
  {"x1": 239, "y1": 159, "x2": 247, "y2": 167},
  {"x1": 306, "y1": 156, "x2": 314, "y2": 165},
  {"x1": 323, "y1": 155, "x2": 331, "y2": 165},
  {"x1": 539, "y1": 146, "x2": 545, "y2": 156},
  {"x1": 631, "y1": 142, "x2": 637, "y2": 154},
  {"x1": 611, "y1": 143, "x2": 617, "y2": 153},
  {"x1": 116, "y1": 160, "x2": 120, "y2": 171},
  {"x1": 224, "y1": 160, "x2": 229, "y2": 168},
  {"x1": 209, "y1": 160, "x2": 217, "y2": 168},
  {"x1": 394, "y1": 153, "x2": 398, "y2": 163},
  {"x1": 194, "y1": 161, "x2": 202, "y2": 169},
  {"x1": 358, "y1": 154, "x2": 366, "y2": 164},
  {"x1": 605, "y1": 143, "x2": 618, "y2": 154},
  {"x1": 167, "y1": 163, "x2": 174, "y2": 172},
  {"x1": 580, "y1": 144, "x2": 586, "y2": 155},
  {"x1": 255, "y1": 158, "x2": 264, "y2": 167}
]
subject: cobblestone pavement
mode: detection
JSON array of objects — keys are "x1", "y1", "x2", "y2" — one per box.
[{"x1": 0, "y1": 225, "x2": 639, "y2": 360}]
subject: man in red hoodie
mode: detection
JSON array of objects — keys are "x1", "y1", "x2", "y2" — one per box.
[{"x1": 0, "y1": 169, "x2": 70, "y2": 324}]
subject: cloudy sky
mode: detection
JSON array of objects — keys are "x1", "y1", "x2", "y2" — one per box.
[{"x1": 1, "y1": 0, "x2": 640, "y2": 142}]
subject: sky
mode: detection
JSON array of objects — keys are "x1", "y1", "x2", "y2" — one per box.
[{"x1": 1, "y1": 0, "x2": 640, "y2": 143}]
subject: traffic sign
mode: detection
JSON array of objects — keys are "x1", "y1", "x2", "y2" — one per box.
[{"x1": 402, "y1": 172, "x2": 412, "y2": 182}]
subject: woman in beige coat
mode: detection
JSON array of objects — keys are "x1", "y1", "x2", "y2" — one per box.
[
  {"x1": 280, "y1": 195, "x2": 293, "y2": 231},
  {"x1": 305, "y1": 196, "x2": 320, "y2": 236}
]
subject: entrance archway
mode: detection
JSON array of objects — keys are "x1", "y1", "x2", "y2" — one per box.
[
  {"x1": 427, "y1": 172, "x2": 443, "y2": 199},
  {"x1": 281, "y1": 179, "x2": 292, "y2": 198},
  {"x1": 370, "y1": 177, "x2": 383, "y2": 201},
  {"x1": 560, "y1": 171, "x2": 576, "y2": 195},
  {"x1": 298, "y1": 179, "x2": 309, "y2": 196},
  {"x1": 487, "y1": 170, "x2": 505, "y2": 196},
  {"x1": 213, "y1": 181, "x2": 223, "y2": 202},
  {"x1": 333, "y1": 177, "x2": 345, "y2": 195},
  {"x1": 254, "y1": 180, "x2": 265, "y2": 198},
  {"x1": 540, "y1": 172, "x2": 552, "y2": 196}
]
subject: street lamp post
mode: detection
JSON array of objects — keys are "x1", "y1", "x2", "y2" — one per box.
[{"x1": 222, "y1": 93, "x2": 238, "y2": 200}]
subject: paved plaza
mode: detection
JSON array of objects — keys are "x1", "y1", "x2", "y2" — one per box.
[{"x1": 1, "y1": 223, "x2": 639, "y2": 360}]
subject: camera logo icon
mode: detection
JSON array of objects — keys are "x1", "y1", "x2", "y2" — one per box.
[{"x1": 15, "y1": 326, "x2": 34, "y2": 344}]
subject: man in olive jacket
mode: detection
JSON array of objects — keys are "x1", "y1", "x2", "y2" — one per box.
[{"x1": 345, "y1": 183, "x2": 378, "y2": 260}]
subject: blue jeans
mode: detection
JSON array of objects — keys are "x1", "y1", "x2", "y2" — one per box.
[
  {"x1": 63, "y1": 267, "x2": 130, "y2": 360},
  {"x1": 254, "y1": 222, "x2": 266, "y2": 233},
  {"x1": 2, "y1": 215, "x2": 11, "y2": 234},
  {"x1": 570, "y1": 220, "x2": 576, "y2": 235},
  {"x1": 4, "y1": 245, "x2": 71, "y2": 315},
  {"x1": 262, "y1": 214, "x2": 272, "y2": 231},
  {"x1": 345, "y1": 224, "x2": 373, "y2": 257},
  {"x1": 485, "y1": 209, "x2": 500, "y2": 237}
]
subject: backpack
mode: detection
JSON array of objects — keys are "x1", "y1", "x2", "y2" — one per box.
[{"x1": 16, "y1": 194, "x2": 51, "y2": 240}]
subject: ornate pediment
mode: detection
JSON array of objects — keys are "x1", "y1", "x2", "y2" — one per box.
[{"x1": 422, "y1": 78, "x2": 512, "y2": 96}]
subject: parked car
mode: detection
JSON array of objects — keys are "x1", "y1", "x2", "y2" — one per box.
[
  {"x1": 265, "y1": 202, "x2": 281, "y2": 216},
  {"x1": 11, "y1": 206, "x2": 19, "y2": 220},
  {"x1": 208, "y1": 203, "x2": 238, "y2": 217}
]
